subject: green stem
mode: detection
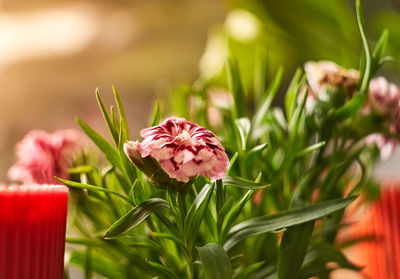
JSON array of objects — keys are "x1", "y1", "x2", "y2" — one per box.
[
  {"x1": 216, "y1": 179, "x2": 224, "y2": 213},
  {"x1": 177, "y1": 192, "x2": 187, "y2": 231},
  {"x1": 175, "y1": 192, "x2": 194, "y2": 279}
]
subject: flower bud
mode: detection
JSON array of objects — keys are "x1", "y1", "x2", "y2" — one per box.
[{"x1": 124, "y1": 141, "x2": 175, "y2": 190}]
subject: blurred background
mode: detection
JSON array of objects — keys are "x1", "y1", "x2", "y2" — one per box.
[{"x1": 1, "y1": 0, "x2": 400, "y2": 182}]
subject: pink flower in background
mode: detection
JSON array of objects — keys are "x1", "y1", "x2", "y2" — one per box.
[
  {"x1": 137, "y1": 117, "x2": 229, "y2": 182},
  {"x1": 206, "y1": 88, "x2": 234, "y2": 128},
  {"x1": 365, "y1": 133, "x2": 398, "y2": 161},
  {"x1": 8, "y1": 130, "x2": 81, "y2": 184},
  {"x1": 304, "y1": 61, "x2": 359, "y2": 97},
  {"x1": 368, "y1": 77, "x2": 400, "y2": 114}
]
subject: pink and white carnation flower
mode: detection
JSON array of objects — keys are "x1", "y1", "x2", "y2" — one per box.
[
  {"x1": 8, "y1": 130, "x2": 81, "y2": 184},
  {"x1": 133, "y1": 117, "x2": 229, "y2": 183},
  {"x1": 368, "y1": 77, "x2": 400, "y2": 114},
  {"x1": 365, "y1": 133, "x2": 398, "y2": 161}
]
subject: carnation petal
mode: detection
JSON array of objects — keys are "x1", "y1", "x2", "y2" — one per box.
[{"x1": 138, "y1": 117, "x2": 229, "y2": 182}]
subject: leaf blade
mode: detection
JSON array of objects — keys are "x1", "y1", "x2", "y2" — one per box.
[
  {"x1": 104, "y1": 198, "x2": 170, "y2": 237},
  {"x1": 197, "y1": 243, "x2": 233, "y2": 279},
  {"x1": 222, "y1": 176, "x2": 270, "y2": 190},
  {"x1": 224, "y1": 196, "x2": 356, "y2": 251}
]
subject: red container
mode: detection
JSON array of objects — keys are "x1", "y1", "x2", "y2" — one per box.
[{"x1": 0, "y1": 185, "x2": 68, "y2": 279}]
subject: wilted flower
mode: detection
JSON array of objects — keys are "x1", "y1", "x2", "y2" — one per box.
[
  {"x1": 8, "y1": 130, "x2": 81, "y2": 184},
  {"x1": 368, "y1": 77, "x2": 400, "y2": 114},
  {"x1": 127, "y1": 117, "x2": 229, "y2": 183},
  {"x1": 365, "y1": 133, "x2": 398, "y2": 161},
  {"x1": 304, "y1": 61, "x2": 359, "y2": 97}
]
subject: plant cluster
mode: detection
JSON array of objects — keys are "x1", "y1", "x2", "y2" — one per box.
[{"x1": 19, "y1": 1, "x2": 395, "y2": 278}]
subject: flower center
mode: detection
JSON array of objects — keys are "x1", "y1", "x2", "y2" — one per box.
[{"x1": 175, "y1": 130, "x2": 191, "y2": 142}]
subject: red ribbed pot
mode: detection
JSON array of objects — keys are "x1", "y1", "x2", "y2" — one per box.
[{"x1": 0, "y1": 185, "x2": 68, "y2": 279}]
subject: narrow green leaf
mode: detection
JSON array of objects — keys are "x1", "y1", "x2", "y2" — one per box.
[
  {"x1": 235, "y1": 118, "x2": 251, "y2": 150},
  {"x1": 57, "y1": 178, "x2": 133, "y2": 206},
  {"x1": 197, "y1": 243, "x2": 233, "y2": 279},
  {"x1": 150, "y1": 100, "x2": 161, "y2": 126},
  {"x1": 217, "y1": 197, "x2": 235, "y2": 238},
  {"x1": 290, "y1": 166, "x2": 323, "y2": 206},
  {"x1": 132, "y1": 179, "x2": 146, "y2": 205},
  {"x1": 104, "y1": 198, "x2": 169, "y2": 237},
  {"x1": 147, "y1": 260, "x2": 180, "y2": 279},
  {"x1": 285, "y1": 68, "x2": 305, "y2": 122},
  {"x1": 68, "y1": 165, "x2": 96, "y2": 174},
  {"x1": 234, "y1": 261, "x2": 265, "y2": 279},
  {"x1": 76, "y1": 117, "x2": 125, "y2": 173},
  {"x1": 335, "y1": 94, "x2": 367, "y2": 120},
  {"x1": 185, "y1": 183, "x2": 213, "y2": 223},
  {"x1": 250, "y1": 265, "x2": 276, "y2": 279},
  {"x1": 227, "y1": 152, "x2": 238, "y2": 174},
  {"x1": 299, "y1": 242, "x2": 361, "y2": 279},
  {"x1": 85, "y1": 246, "x2": 92, "y2": 279},
  {"x1": 110, "y1": 105, "x2": 120, "y2": 129},
  {"x1": 118, "y1": 120, "x2": 136, "y2": 183},
  {"x1": 372, "y1": 29, "x2": 389, "y2": 64},
  {"x1": 222, "y1": 176, "x2": 270, "y2": 190},
  {"x1": 105, "y1": 235, "x2": 162, "y2": 251},
  {"x1": 277, "y1": 221, "x2": 314, "y2": 279},
  {"x1": 185, "y1": 183, "x2": 215, "y2": 243},
  {"x1": 253, "y1": 66, "x2": 283, "y2": 130},
  {"x1": 335, "y1": 0, "x2": 371, "y2": 120},
  {"x1": 112, "y1": 86, "x2": 130, "y2": 142},
  {"x1": 356, "y1": 0, "x2": 371, "y2": 95},
  {"x1": 221, "y1": 190, "x2": 254, "y2": 243},
  {"x1": 288, "y1": 87, "x2": 308, "y2": 137},
  {"x1": 246, "y1": 143, "x2": 268, "y2": 159},
  {"x1": 296, "y1": 141, "x2": 326, "y2": 158},
  {"x1": 151, "y1": 232, "x2": 189, "y2": 255},
  {"x1": 66, "y1": 237, "x2": 99, "y2": 246},
  {"x1": 96, "y1": 89, "x2": 119, "y2": 145},
  {"x1": 224, "y1": 196, "x2": 356, "y2": 251},
  {"x1": 216, "y1": 179, "x2": 224, "y2": 213},
  {"x1": 227, "y1": 57, "x2": 246, "y2": 118}
]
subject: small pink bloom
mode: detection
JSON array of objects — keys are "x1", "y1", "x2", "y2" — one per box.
[
  {"x1": 365, "y1": 133, "x2": 398, "y2": 161},
  {"x1": 304, "y1": 61, "x2": 359, "y2": 97},
  {"x1": 8, "y1": 130, "x2": 81, "y2": 184},
  {"x1": 368, "y1": 77, "x2": 400, "y2": 114},
  {"x1": 137, "y1": 117, "x2": 229, "y2": 182},
  {"x1": 206, "y1": 88, "x2": 234, "y2": 128}
]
